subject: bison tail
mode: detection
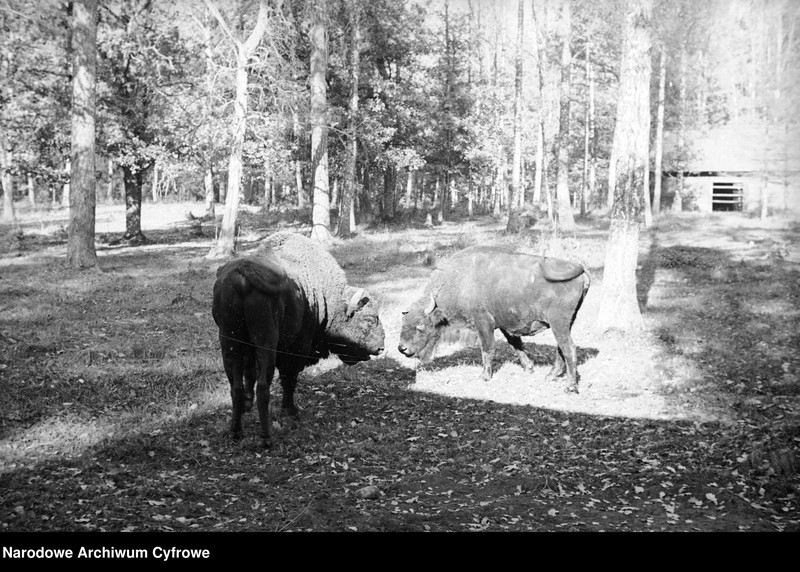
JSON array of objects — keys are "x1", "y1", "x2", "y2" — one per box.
[{"x1": 568, "y1": 270, "x2": 591, "y2": 329}]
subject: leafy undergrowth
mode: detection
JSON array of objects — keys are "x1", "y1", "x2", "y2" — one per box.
[{"x1": 0, "y1": 205, "x2": 798, "y2": 532}]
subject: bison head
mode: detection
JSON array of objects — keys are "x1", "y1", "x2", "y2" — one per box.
[
  {"x1": 327, "y1": 288, "x2": 385, "y2": 365},
  {"x1": 398, "y1": 294, "x2": 447, "y2": 362}
]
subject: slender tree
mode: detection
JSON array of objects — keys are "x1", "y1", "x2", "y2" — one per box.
[
  {"x1": 596, "y1": 0, "x2": 652, "y2": 333},
  {"x1": 66, "y1": 0, "x2": 98, "y2": 270},
  {"x1": 554, "y1": 0, "x2": 575, "y2": 230},
  {"x1": 0, "y1": 24, "x2": 15, "y2": 224},
  {"x1": 531, "y1": 0, "x2": 547, "y2": 210},
  {"x1": 652, "y1": 44, "x2": 666, "y2": 216},
  {"x1": 506, "y1": 0, "x2": 524, "y2": 232},
  {"x1": 206, "y1": 0, "x2": 270, "y2": 259},
  {"x1": 0, "y1": 132, "x2": 13, "y2": 224},
  {"x1": 337, "y1": 0, "x2": 361, "y2": 237},
  {"x1": 309, "y1": 0, "x2": 332, "y2": 243}
]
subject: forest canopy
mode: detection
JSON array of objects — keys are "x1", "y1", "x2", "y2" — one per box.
[{"x1": 1, "y1": 0, "x2": 798, "y2": 227}]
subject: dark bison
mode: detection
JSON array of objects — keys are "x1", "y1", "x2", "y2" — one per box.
[
  {"x1": 212, "y1": 232, "x2": 385, "y2": 447},
  {"x1": 398, "y1": 246, "x2": 590, "y2": 393}
]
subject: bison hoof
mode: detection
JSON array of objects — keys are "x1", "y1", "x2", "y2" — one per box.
[
  {"x1": 259, "y1": 436, "x2": 273, "y2": 449},
  {"x1": 564, "y1": 384, "x2": 579, "y2": 394},
  {"x1": 282, "y1": 406, "x2": 300, "y2": 420}
]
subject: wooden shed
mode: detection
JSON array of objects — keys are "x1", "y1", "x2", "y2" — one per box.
[{"x1": 660, "y1": 118, "x2": 800, "y2": 214}]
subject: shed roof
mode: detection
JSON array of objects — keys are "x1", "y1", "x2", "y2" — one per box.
[{"x1": 661, "y1": 117, "x2": 800, "y2": 173}]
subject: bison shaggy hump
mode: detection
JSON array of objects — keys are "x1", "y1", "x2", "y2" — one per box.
[{"x1": 254, "y1": 231, "x2": 349, "y2": 324}]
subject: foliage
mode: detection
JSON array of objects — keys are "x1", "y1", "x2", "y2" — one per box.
[{"x1": 1, "y1": 0, "x2": 798, "y2": 218}]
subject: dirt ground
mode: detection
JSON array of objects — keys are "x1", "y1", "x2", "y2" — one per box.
[{"x1": 0, "y1": 201, "x2": 798, "y2": 534}]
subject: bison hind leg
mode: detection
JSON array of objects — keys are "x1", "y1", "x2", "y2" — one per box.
[
  {"x1": 242, "y1": 351, "x2": 257, "y2": 412},
  {"x1": 548, "y1": 320, "x2": 580, "y2": 394}
]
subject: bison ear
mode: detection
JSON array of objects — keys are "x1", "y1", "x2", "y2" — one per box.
[
  {"x1": 346, "y1": 288, "x2": 369, "y2": 317},
  {"x1": 423, "y1": 295, "x2": 437, "y2": 315}
]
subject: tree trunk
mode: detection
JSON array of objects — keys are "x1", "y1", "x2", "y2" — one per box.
[
  {"x1": 405, "y1": 168, "x2": 414, "y2": 209},
  {"x1": 151, "y1": 160, "x2": 159, "y2": 202},
  {"x1": 0, "y1": 133, "x2": 14, "y2": 224},
  {"x1": 106, "y1": 158, "x2": 115, "y2": 204},
  {"x1": 204, "y1": 167, "x2": 215, "y2": 218},
  {"x1": 531, "y1": 0, "x2": 547, "y2": 208},
  {"x1": 652, "y1": 46, "x2": 665, "y2": 216},
  {"x1": 206, "y1": 0, "x2": 269, "y2": 259},
  {"x1": 309, "y1": 0, "x2": 332, "y2": 243},
  {"x1": 337, "y1": 0, "x2": 360, "y2": 237},
  {"x1": 468, "y1": 168, "x2": 474, "y2": 218},
  {"x1": 61, "y1": 159, "x2": 70, "y2": 208},
  {"x1": 597, "y1": 0, "x2": 652, "y2": 333},
  {"x1": 384, "y1": 166, "x2": 396, "y2": 219},
  {"x1": 581, "y1": 42, "x2": 593, "y2": 217},
  {"x1": 673, "y1": 46, "x2": 687, "y2": 213},
  {"x1": 66, "y1": 0, "x2": 98, "y2": 269},
  {"x1": 507, "y1": 0, "x2": 524, "y2": 233},
  {"x1": 588, "y1": 40, "x2": 597, "y2": 211},
  {"x1": 27, "y1": 174, "x2": 35, "y2": 206},
  {"x1": 121, "y1": 164, "x2": 147, "y2": 244},
  {"x1": 554, "y1": 0, "x2": 575, "y2": 231}
]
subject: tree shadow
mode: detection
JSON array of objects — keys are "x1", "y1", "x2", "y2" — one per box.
[{"x1": 634, "y1": 225, "x2": 800, "y2": 414}]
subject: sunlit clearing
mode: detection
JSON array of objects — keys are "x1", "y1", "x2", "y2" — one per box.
[{"x1": 410, "y1": 340, "x2": 724, "y2": 423}]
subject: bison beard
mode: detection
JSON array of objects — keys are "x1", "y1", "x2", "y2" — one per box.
[
  {"x1": 398, "y1": 246, "x2": 590, "y2": 393},
  {"x1": 212, "y1": 233, "x2": 384, "y2": 447}
]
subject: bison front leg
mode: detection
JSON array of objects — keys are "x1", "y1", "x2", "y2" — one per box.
[
  {"x1": 475, "y1": 317, "x2": 496, "y2": 381},
  {"x1": 279, "y1": 371, "x2": 301, "y2": 421}
]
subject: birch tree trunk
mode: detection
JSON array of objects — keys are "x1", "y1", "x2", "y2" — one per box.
[
  {"x1": 337, "y1": 0, "x2": 360, "y2": 237},
  {"x1": 106, "y1": 158, "x2": 115, "y2": 205},
  {"x1": 151, "y1": 160, "x2": 159, "y2": 202},
  {"x1": 66, "y1": 0, "x2": 98, "y2": 270},
  {"x1": 309, "y1": 0, "x2": 332, "y2": 243},
  {"x1": 121, "y1": 165, "x2": 146, "y2": 243},
  {"x1": 554, "y1": 0, "x2": 575, "y2": 231},
  {"x1": 673, "y1": 47, "x2": 687, "y2": 213},
  {"x1": 204, "y1": 168, "x2": 215, "y2": 218},
  {"x1": 531, "y1": 0, "x2": 547, "y2": 208},
  {"x1": 27, "y1": 174, "x2": 34, "y2": 206},
  {"x1": 596, "y1": 0, "x2": 652, "y2": 333},
  {"x1": 652, "y1": 45, "x2": 666, "y2": 216},
  {"x1": 206, "y1": 0, "x2": 269, "y2": 259},
  {"x1": 0, "y1": 133, "x2": 15, "y2": 224},
  {"x1": 507, "y1": 0, "x2": 524, "y2": 233}
]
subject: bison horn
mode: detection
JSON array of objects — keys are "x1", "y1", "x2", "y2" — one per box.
[
  {"x1": 423, "y1": 295, "x2": 436, "y2": 315},
  {"x1": 347, "y1": 288, "x2": 367, "y2": 316}
]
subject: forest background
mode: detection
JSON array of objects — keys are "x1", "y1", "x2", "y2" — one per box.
[{"x1": 2, "y1": 0, "x2": 797, "y2": 241}]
